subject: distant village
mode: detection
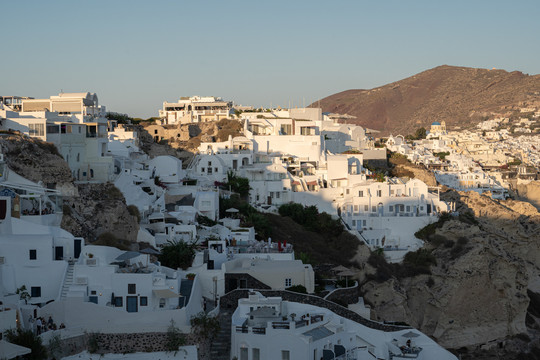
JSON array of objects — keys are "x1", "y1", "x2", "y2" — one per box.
[{"x1": 1, "y1": 92, "x2": 538, "y2": 359}]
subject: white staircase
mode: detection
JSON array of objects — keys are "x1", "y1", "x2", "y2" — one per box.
[{"x1": 60, "y1": 261, "x2": 75, "y2": 300}]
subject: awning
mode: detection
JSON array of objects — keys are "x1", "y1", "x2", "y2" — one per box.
[
  {"x1": 306, "y1": 181, "x2": 318, "y2": 186},
  {"x1": 0, "y1": 340, "x2": 31, "y2": 359},
  {"x1": 153, "y1": 289, "x2": 181, "y2": 298}
]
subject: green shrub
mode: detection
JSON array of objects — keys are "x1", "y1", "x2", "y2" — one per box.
[
  {"x1": 458, "y1": 211, "x2": 478, "y2": 225},
  {"x1": 158, "y1": 241, "x2": 195, "y2": 270},
  {"x1": 190, "y1": 312, "x2": 220, "y2": 339},
  {"x1": 5, "y1": 328, "x2": 48, "y2": 360},
  {"x1": 127, "y1": 205, "x2": 140, "y2": 223},
  {"x1": 402, "y1": 248, "x2": 437, "y2": 276},
  {"x1": 415, "y1": 212, "x2": 452, "y2": 240},
  {"x1": 444, "y1": 239, "x2": 455, "y2": 248},
  {"x1": 286, "y1": 285, "x2": 308, "y2": 294},
  {"x1": 457, "y1": 236, "x2": 469, "y2": 245},
  {"x1": 165, "y1": 320, "x2": 185, "y2": 352}
]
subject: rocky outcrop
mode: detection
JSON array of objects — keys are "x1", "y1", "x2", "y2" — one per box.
[
  {"x1": 515, "y1": 180, "x2": 540, "y2": 211},
  {"x1": 61, "y1": 183, "x2": 139, "y2": 244},
  {"x1": 138, "y1": 119, "x2": 244, "y2": 161},
  {"x1": 359, "y1": 190, "x2": 540, "y2": 353},
  {"x1": 0, "y1": 134, "x2": 74, "y2": 190}
]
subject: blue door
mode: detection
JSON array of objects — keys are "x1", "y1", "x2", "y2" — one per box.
[{"x1": 126, "y1": 296, "x2": 138, "y2": 313}]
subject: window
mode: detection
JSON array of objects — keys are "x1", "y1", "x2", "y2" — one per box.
[
  {"x1": 354, "y1": 205, "x2": 359, "y2": 212},
  {"x1": 46, "y1": 125, "x2": 59, "y2": 134},
  {"x1": 29, "y1": 249, "x2": 37, "y2": 260},
  {"x1": 377, "y1": 190, "x2": 382, "y2": 197},
  {"x1": 372, "y1": 206, "x2": 376, "y2": 212},
  {"x1": 159, "y1": 298, "x2": 166, "y2": 308},
  {"x1": 29, "y1": 123, "x2": 44, "y2": 136},
  {"x1": 359, "y1": 191, "x2": 364, "y2": 197},
  {"x1": 389, "y1": 206, "x2": 394, "y2": 212},
  {"x1": 276, "y1": 192, "x2": 280, "y2": 199},
  {"x1": 31, "y1": 286, "x2": 41, "y2": 297},
  {"x1": 114, "y1": 297, "x2": 123, "y2": 307},
  {"x1": 128, "y1": 284, "x2": 136, "y2": 294},
  {"x1": 239, "y1": 279, "x2": 247, "y2": 289},
  {"x1": 154, "y1": 130, "x2": 158, "y2": 134},
  {"x1": 208, "y1": 161, "x2": 212, "y2": 166},
  {"x1": 208, "y1": 167, "x2": 213, "y2": 175},
  {"x1": 406, "y1": 206, "x2": 410, "y2": 212},
  {"x1": 285, "y1": 278, "x2": 292, "y2": 287},
  {"x1": 346, "y1": 189, "x2": 350, "y2": 195},
  {"x1": 252, "y1": 348, "x2": 260, "y2": 360},
  {"x1": 77, "y1": 153, "x2": 80, "y2": 162},
  {"x1": 364, "y1": 205, "x2": 368, "y2": 212},
  {"x1": 140, "y1": 297, "x2": 148, "y2": 306},
  {"x1": 281, "y1": 350, "x2": 290, "y2": 360}
]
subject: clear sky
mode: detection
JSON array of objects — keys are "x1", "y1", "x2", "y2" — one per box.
[{"x1": 2, "y1": 0, "x2": 540, "y2": 118}]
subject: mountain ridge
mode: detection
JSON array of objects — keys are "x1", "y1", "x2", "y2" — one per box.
[{"x1": 314, "y1": 65, "x2": 540, "y2": 135}]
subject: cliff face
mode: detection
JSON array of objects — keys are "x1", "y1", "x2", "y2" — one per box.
[
  {"x1": 61, "y1": 183, "x2": 139, "y2": 244},
  {"x1": 0, "y1": 134, "x2": 139, "y2": 246},
  {"x1": 0, "y1": 134, "x2": 74, "y2": 190},
  {"x1": 360, "y1": 190, "x2": 540, "y2": 351}
]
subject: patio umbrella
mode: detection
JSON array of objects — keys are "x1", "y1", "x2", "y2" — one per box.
[
  {"x1": 140, "y1": 247, "x2": 160, "y2": 255},
  {"x1": 332, "y1": 265, "x2": 349, "y2": 273},
  {"x1": 337, "y1": 269, "x2": 356, "y2": 287},
  {"x1": 401, "y1": 331, "x2": 420, "y2": 338},
  {"x1": 0, "y1": 340, "x2": 31, "y2": 359}
]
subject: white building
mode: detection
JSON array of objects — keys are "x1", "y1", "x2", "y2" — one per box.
[
  {"x1": 158, "y1": 96, "x2": 232, "y2": 125},
  {"x1": 231, "y1": 292, "x2": 457, "y2": 360},
  {"x1": 0, "y1": 92, "x2": 114, "y2": 182}
]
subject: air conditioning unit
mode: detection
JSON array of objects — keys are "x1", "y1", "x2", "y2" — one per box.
[
  {"x1": 75, "y1": 277, "x2": 88, "y2": 285},
  {"x1": 86, "y1": 259, "x2": 97, "y2": 266}
]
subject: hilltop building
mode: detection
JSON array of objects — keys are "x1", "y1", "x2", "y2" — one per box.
[{"x1": 158, "y1": 96, "x2": 233, "y2": 125}]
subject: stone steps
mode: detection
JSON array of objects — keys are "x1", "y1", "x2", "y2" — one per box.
[{"x1": 209, "y1": 311, "x2": 232, "y2": 360}]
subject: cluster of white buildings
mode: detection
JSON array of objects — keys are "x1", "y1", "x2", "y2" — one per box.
[
  {"x1": 0, "y1": 93, "x2": 460, "y2": 359},
  {"x1": 187, "y1": 107, "x2": 447, "y2": 262}
]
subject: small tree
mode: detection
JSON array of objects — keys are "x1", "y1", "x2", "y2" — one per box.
[
  {"x1": 158, "y1": 241, "x2": 195, "y2": 270},
  {"x1": 190, "y1": 312, "x2": 220, "y2": 340},
  {"x1": 165, "y1": 320, "x2": 185, "y2": 353},
  {"x1": 16, "y1": 285, "x2": 31, "y2": 304},
  {"x1": 5, "y1": 328, "x2": 48, "y2": 360}
]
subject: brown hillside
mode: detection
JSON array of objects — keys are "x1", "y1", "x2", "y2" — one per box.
[{"x1": 314, "y1": 65, "x2": 540, "y2": 136}]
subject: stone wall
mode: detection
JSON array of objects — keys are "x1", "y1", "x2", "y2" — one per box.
[
  {"x1": 224, "y1": 273, "x2": 271, "y2": 293},
  {"x1": 92, "y1": 332, "x2": 169, "y2": 353},
  {"x1": 220, "y1": 289, "x2": 409, "y2": 332},
  {"x1": 324, "y1": 282, "x2": 360, "y2": 305}
]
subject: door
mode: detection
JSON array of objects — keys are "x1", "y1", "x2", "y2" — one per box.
[
  {"x1": 55, "y1": 246, "x2": 64, "y2": 260},
  {"x1": 126, "y1": 296, "x2": 138, "y2": 313},
  {"x1": 74, "y1": 239, "x2": 82, "y2": 259}
]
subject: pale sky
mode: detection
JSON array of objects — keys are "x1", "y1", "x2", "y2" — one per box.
[{"x1": 2, "y1": 0, "x2": 540, "y2": 118}]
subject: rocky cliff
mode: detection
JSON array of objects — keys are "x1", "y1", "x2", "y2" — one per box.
[
  {"x1": 0, "y1": 134, "x2": 139, "y2": 247},
  {"x1": 61, "y1": 183, "x2": 139, "y2": 246},
  {"x1": 0, "y1": 134, "x2": 75, "y2": 193},
  {"x1": 358, "y1": 190, "x2": 540, "y2": 357}
]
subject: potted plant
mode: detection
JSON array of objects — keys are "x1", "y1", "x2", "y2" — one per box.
[{"x1": 186, "y1": 273, "x2": 196, "y2": 281}]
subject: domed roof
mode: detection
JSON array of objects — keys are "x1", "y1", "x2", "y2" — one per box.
[{"x1": 431, "y1": 121, "x2": 441, "y2": 125}]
